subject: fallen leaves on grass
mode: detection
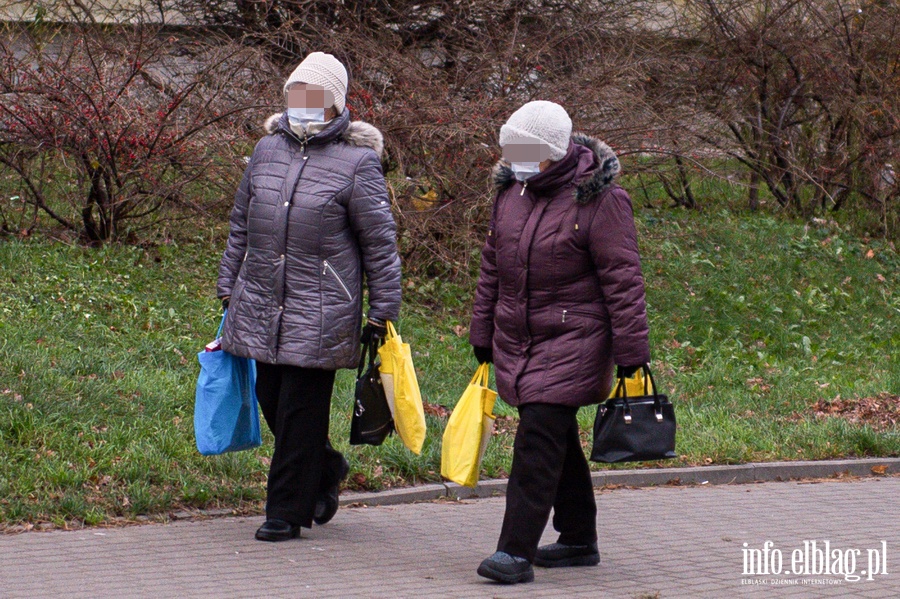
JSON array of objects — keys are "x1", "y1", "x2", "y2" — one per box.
[
  {"x1": 423, "y1": 402, "x2": 450, "y2": 418},
  {"x1": 746, "y1": 377, "x2": 772, "y2": 392},
  {"x1": 808, "y1": 393, "x2": 900, "y2": 431},
  {"x1": 493, "y1": 415, "x2": 518, "y2": 437}
]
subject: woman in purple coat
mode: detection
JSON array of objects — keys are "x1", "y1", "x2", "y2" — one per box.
[{"x1": 469, "y1": 101, "x2": 651, "y2": 583}]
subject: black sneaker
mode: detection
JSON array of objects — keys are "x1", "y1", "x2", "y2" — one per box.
[
  {"x1": 313, "y1": 456, "x2": 351, "y2": 525},
  {"x1": 534, "y1": 541, "x2": 600, "y2": 568},
  {"x1": 477, "y1": 551, "x2": 534, "y2": 584},
  {"x1": 255, "y1": 519, "x2": 300, "y2": 542}
]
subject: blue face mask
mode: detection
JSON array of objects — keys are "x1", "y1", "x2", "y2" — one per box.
[
  {"x1": 510, "y1": 162, "x2": 541, "y2": 182},
  {"x1": 287, "y1": 106, "x2": 326, "y2": 127}
]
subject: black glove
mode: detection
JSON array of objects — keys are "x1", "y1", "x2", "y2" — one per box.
[
  {"x1": 472, "y1": 345, "x2": 493, "y2": 364},
  {"x1": 617, "y1": 364, "x2": 644, "y2": 379},
  {"x1": 361, "y1": 318, "x2": 387, "y2": 346},
  {"x1": 221, "y1": 296, "x2": 230, "y2": 310}
]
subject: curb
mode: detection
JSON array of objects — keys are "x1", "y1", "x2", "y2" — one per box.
[{"x1": 339, "y1": 457, "x2": 900, "y2": 507}]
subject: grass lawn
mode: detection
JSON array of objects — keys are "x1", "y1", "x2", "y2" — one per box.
[{"x1": 0, "y1": 203, "x2": 898, "y2": 529}]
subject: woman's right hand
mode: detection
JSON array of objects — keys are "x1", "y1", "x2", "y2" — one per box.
[
  {"x1": 221, "y1": 296, "x2": 230, "y2": 310},
  {"x1": 472, "y1": 345, "x2": 493, "y2": 364}
]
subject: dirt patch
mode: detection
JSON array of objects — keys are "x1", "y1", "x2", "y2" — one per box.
[{"x1": 808, "y1": 393, "x2": 900, "y2": 432}]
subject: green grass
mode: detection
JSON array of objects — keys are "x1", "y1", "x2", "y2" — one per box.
[{"x1": 1, "y1": 202, "x2": 898, "y2": 528}]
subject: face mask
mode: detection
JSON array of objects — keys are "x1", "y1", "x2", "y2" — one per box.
[
  {"x1": 510, "y1": 162, "x2": 541, "y2": 182},
  {"x1": 287, "y1": 106, "x2": 326, "y2": 128}
]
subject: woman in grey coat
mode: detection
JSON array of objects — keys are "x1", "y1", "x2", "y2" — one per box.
[{"x1": 217, "y1": 52, "x2": 402, "y2": 542}]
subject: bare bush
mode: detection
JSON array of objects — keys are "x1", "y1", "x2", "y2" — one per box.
[
  {"x1": 5, "y1": 0, "x2": 898, "y2": 253},
  {"x1": 0, "y1": 19, "x2": 274, "y2": 241},
  {"x1": 677, "y1": 0, "x2": 900, "y2": 229}
]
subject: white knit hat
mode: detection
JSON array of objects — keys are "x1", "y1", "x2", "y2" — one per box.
[
  {"x1": 283, "y1": 52, "x2": 349, "y2": 114},
  {"x1": 499, "y1": 101, "x2": 572, "y2": 161}
]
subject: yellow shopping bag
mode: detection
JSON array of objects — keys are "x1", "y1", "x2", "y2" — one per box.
[
  {"x1": 610, "y1": 368, "x2": 655, "y2": 398},
  {"x1": 378, "y1": 321, "x2": 426, "y2": 454},
  {"x1": 441, "y1": 363, "x2": 497, "y2": 488}
]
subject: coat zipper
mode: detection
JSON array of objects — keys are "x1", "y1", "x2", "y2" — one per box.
[
  {"x1": 323, "y1": 260, "x2": 354, "y2": 301},
  {"x1": 520, "y1": 181, "x2": 528, "y2": 196},
  {"x1": 562, "y1": 308, "x2": 602, "y2": 323}
]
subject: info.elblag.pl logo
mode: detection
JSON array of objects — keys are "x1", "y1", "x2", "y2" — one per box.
[{"x1": 742, "y1": 540, "x2": 889, "y2": 584}]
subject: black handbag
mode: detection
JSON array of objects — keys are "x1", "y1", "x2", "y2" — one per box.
[
  {"x1": 590, "y1": 365, "x2": 677, "y2": 463},
  {"x1": 350, "y1": 337, "x2": 394, "y2": 446}
]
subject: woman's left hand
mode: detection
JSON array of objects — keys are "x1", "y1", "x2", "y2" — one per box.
[{"x1": 361, "y1": 318, "x2": 387, "y2": 345}]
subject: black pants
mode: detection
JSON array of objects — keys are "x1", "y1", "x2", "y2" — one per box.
[
  {"x1": 255, "y1": 362, "x2": 345, "y2": 528},
  {"x1": 497, "y1": 403, "x2": 597, "y2": 562}
]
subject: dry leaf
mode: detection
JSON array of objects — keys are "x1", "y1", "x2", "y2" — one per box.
[{"x1": 871, "y1": 465, "x2": 889, "y2": 476}]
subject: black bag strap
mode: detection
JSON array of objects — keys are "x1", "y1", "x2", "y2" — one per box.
[
  {"x1": 614, "y1": 364, "x2": 664, "y2": 422},
  {"x1": 356, "y1": 337, "x2": 380, "y2": 379}
]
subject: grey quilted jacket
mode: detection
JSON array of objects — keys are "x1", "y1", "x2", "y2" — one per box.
[{"x1": 216, "y1": 110, "x2": 402, "y2": 369}]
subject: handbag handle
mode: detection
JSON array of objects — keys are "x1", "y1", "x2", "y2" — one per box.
[
  {"x1": 357, "y1": 336, "x2": 380, "y2": 379},
  {"x1": 614, "y1": 364, "x2": 664, "y2": 424}
]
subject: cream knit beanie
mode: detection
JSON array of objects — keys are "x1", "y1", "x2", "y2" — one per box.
[
  {"x1": 283, "y1": 52, "x2": 349, "y2": 114},
  {"x1": 499, "y1": 101, "x2": 572, "y2": 161}
]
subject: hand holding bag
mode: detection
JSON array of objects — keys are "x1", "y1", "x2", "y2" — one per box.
[
  {"x1": 378, "y1": 321, "x2": 427, "y2": 454},
  {"x1": 441, "y1": 364, "x2": 498, "y2": 488},
  {"x1": 194, "y1": 312, "x2": 262, "y2": 455},
  {"x1": 590, "y1": 365, "x2": 676, "y2": 463},
  {"x1": 350, "y1": 337, "x2": 394, "y2": 446}
]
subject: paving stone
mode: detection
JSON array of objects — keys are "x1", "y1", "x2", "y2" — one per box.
[{"x1": 1, "y1": 478, "x2": 897, "y2": 597}]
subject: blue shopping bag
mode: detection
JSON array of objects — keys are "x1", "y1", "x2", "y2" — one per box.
[{"x1": 194, "y1": 312, "x2": 262, "y2": 455}]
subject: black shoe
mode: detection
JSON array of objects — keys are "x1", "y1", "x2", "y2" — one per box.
[
  {"x1": 313, "y1": 456, "x2": 350, "y2": 525},
  {"x1": 477, "y1": 551, "x2": 534, "y2": 584},
  {"x1": 534, "y1": 541, "x2": 600, "y2": 568},
  {"x1": 255, "y1": 519, "x2": 300, "y2": 542}
]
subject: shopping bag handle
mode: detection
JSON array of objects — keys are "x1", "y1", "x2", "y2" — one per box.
[
  {"x1": 470, "y1": 362, "x2": 491, "y2": 388},
  {"x1": 217, "y1": 309, "x2": 228, "y2": 338}
]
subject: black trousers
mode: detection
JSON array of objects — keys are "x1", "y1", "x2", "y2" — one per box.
[
  {"x1": 255, "y1": 362, "x2": 345, "y2": 528},
  {"x1": 497, "y1": 403, "x2": 597, "y2": 562}
]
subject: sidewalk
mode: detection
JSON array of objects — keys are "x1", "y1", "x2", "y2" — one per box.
[{"x1": 1, "y1": 477, "x2": 897, "y2": 598}]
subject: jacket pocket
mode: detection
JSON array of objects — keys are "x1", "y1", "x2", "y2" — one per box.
[
  {"x1": 323, "y1": 259, "x2": 354, "y2": 302},
  {"x1": 561, "y1": 308, "x2": 603, "y2": 323}
]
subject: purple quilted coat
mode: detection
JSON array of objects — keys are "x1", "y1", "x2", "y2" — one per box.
[{"x1": 469, "y1": 135, "x2": 650, "y2": 408}]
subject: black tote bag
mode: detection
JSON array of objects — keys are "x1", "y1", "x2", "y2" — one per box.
[
  {"x1": 590, "y1": 365, "x2": 676, "y2": 463},
  {"x1": 350, "y1": 337, "x2": 394, "y2": 446}
]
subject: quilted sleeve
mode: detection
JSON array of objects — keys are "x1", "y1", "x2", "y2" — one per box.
[
  {"x1": 469, "y1": 198, "x2": 499, "y2": 348},
  {"x1": 347, "y1": 151, "x2": 402, "y2": 322},
  {"x1": 217, "y1": 153, "x2": 255, "y2": 299},
  {"x1": 588, "y1": 187, "x2": 651, "y2": 367}
]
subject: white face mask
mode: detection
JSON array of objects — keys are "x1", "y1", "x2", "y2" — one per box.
[
  {"x1": 287, "y1": 106, "x2": 326, "y2": 129},
  {"x1": 510, "y1": 162, "x2": 541, "y2": 182}
]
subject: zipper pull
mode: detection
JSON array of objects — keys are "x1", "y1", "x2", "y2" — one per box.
[
  {"x1": 562, "y1": 309, "x2": 567, "y2": 323},
  {"x1": 520, "y1": 181, "x2": 528, "y2": 196},
  {"x1": 322, "y1": 260, "x2": 328, "y2": 275}
]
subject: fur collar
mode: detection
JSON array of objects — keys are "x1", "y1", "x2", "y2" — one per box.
[
  {"x1": 492, "y1": 133, "x2": 620, "y2": 204},
  {"x1": 264, "y1": 113, "x2": 385, "y2": 159}
]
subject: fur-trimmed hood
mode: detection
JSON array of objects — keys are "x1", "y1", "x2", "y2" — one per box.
[
  {"x1": 264, "y1": 112, "x2": 385, "y2": 159},
  {"x1": 492, "y1": 133, "x2": 620, "y2": 204}
]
